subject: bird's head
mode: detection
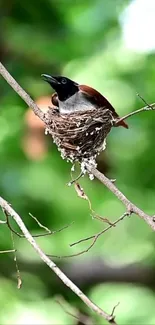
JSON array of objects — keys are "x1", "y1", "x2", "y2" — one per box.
[{"x1": 41, "y1": 74, "x2": 79, "y2": 101}]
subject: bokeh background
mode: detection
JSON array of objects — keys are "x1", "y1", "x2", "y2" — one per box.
[{"x1": 1, "y1": 0, "x2": 155, "y2": 324}]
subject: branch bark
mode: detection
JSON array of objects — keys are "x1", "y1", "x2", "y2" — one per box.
[{"x1": 86, "y1": 165, "x2": 155, "y2": 230}]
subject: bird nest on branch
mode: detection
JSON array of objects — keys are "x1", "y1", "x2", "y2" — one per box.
[{"x1": 45, "y1": 106, "x2": 113, "y2": 166}]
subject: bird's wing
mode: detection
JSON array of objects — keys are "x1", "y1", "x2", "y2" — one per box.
[
  {"x1": 79, "y1": 85, "x2": 128, "y2": 129},
  {"x1": 51, "y1": 93, "x2": 59, "y2": 107}
]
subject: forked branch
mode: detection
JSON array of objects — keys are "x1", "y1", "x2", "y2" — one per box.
[{"x1": 0, "y1": 196, "x2": 117, "y2": 324}]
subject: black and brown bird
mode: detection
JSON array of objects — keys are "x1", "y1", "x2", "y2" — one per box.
[
  {"x1": 41, "y1": 74, "x2": 128, "y2": 163},
  {"x1": 41, "y1": 74, "x2": 128, "y2": 129}
]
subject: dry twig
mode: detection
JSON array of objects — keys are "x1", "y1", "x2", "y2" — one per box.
[
  {"x1": 46, "y1": 213, "x2": 129, "y2": 258},
  {"x1": 0, "y1": 249, "x2": 16, "y2": 254},
  {"x1": 70, "y1": 212, "x2": 130, "y2": 248},
  {"x1": 10, "y1": 230, "x2": 22, "y2": 289},
  {"x1": 3, "y1": 208, "x2": 72, "y2": 238}
]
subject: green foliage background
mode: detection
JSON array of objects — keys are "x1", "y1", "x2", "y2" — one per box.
[{"x1": 0, "y1": 0, "x2": 155, "y2": 324}]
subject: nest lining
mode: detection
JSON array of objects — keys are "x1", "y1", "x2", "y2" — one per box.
[{"x1": 45, "y1": 106, "x2": 113, "y2": 165}]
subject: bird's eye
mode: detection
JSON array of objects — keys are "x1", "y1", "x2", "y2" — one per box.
[{"x1": 62, "y1": 78, "x2": 67, "y2": 84}]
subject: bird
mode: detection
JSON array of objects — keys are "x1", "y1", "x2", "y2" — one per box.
[{"x1": 41, "y1": 74, "x2": 128, "y2": 129}]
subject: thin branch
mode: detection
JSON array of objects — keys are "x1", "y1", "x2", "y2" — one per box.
[
  {"x1": 0, "y1": 196, "x2": 117, "y2": 325},
  {"x1": 67, "y1": 171, "x2": 84, "y2": 186},
  {"x1": 3, "y1": 208, "x2": 72, "y2": 238},
  {"x1": 0, "y1": 62, "x2": 45, "y2": 122},
  {"x1": 0, "y1": 249, "x2": 16, "y2": 254},
  {"x1": 74, "y1": 182, "x2": 113, "y2": 226},
  {"x1": 136, "y1": 93, "x2": 153, "y2": 108},
  {"x1": 47, "y1": 237, "x2": 99, "y2": 258},
  {"x1": 47, "y1": 213, "x2": 129, "y2": 258},
  {"x1": 115, "y1": 98, "x2": 155, "y2": 126},
  {"x1": 10, "y1": 230, "x2": 22, "y2": 289},
  {"x1": 56, "y1": 296, "x2": 92, "y2": 325},
  {"x1": 0, "y1": 220, "x2": 7, "y2": 224},
  {"x1": 28, "y1": 218, "x2": 73, "y2": 238},
  {"x1": 111, "y1": 303, "x2": 120, "y2": 319},
  {"x1": 86, "y1": 165, "x2": 155, "y2": 230},
  {"x1": 29, "y1": 212, "x2": 52, "y2": 233},
  {"x1": 70, "y1": 212, "x2": 130, "y2": 248}
]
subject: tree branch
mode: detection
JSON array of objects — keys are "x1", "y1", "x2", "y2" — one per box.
[
  {"x1": 115, "y1": 104, "x2": 155, "y2": 126},
  {"x1": 0, "y1": 196, "x2": 117, "y2": 324},
  {"x1": 86, "y1": 165, "x2": 155, "y2": 230},
  {"x1": 0, "y1": 62, "x2": 45, "y2": 122},
  {"x1": 114, "y1": 93, "x2": 155, "y2": 126},
  {"x1": 3, "y1": 208, "x2": 72, "y2": 238},
  {"x1": 0, "y1": 249, "x2": 16, "y2": 254},
  {"x1": 56, "y1": 296, "x2": 93, "y2": 325},
  {"x1": 70, "y1": 212, "x2": 130, "y2": 249}
]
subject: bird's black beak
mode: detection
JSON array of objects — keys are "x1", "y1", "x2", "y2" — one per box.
[{"x1": 41, "y1": 74, "x2": 60, "y2": 85}]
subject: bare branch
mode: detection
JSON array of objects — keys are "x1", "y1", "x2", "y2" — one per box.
[
  {"x1": 0, "y1": 196, "x2": 117, "y2": 324},
  {"x1": 0, "y1": 249, "x2": 16, "y2": 254},
  {"x1": 29, "y1": 212, "x2": 52, "y2": 234},
  {"x1": 70, "y1": 212, "x2": 130, "y2": 248},
  {"x1": 10, "y1": 230, "x2": 22, "y2": 289},
  {"x1": 3, "y1": 208, "x2": 72, "y2": 238},
  {"x1": 115, "y1": 96, "x2": 155, "y2": 126},
  {"x1": 110, "y1": 303, "x2": 120, "y2": 319},
  {"x1": 0, "y1": 220, "x2": 7, "y2": 224},
  {"x1": 47, "y1": 213, "x2": 130, "y2": 258},
  {"x1": 28, "y1": 213, "x2": 73, "y2": 238},
  {"x1": 67, "y1": 172, "x2": 84, "y2": 186},
  {"x1": 86, "y1": 165, "x2": 155, "y2": 230},
  {"x1": 136, "y1": 93, "x2": 153, "y2": 108},
  {"x1": 0, "y1": 62, "x2": 45, "y2": 122},
  {"x1": 74, "y1": 182, "x2": 113, "y2": 226},
  {"x1": 56, "y1": 296, "x2": 93, "y2": 325}
]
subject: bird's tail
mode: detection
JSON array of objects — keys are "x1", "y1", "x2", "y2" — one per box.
[{"x1": 116, "y1": 119, "x2": 128, "y2": 129}]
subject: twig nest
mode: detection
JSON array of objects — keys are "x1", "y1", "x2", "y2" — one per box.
[{"x1": 45, "y1": 106, "x2": 113, "y2": 166}]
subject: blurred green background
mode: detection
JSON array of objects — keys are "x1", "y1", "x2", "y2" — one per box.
[{"x1": 1, "y1": 0, "x2": 155, "y2": 324}]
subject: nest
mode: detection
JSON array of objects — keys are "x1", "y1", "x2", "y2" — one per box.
[{"x1": 45, "y1": 106, "x2": 113, "y2": 164}]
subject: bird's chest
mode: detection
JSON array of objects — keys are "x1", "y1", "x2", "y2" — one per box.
[{"x1": 58, "y1": 92, "x2": 96, "y2": 113}]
